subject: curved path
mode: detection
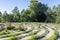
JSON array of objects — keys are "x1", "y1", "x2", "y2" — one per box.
[
  {"x1": 39, "y1": 27, "x2": 54, "y2": 40},
  {"x1": 38, "y1": 24, "x2": 55, "y2": 40},
  {"x1": 0, "y1": 24, "x2": 58, "y2": 40},
  {"x1": 20, "y1": 26, "x2": 46, "y2": 40},
  {"x1": 0, "y1": 26, "x2": 33, "y2": 40}
]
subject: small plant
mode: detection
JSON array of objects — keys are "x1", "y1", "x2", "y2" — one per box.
[
  {"x1": 6, "y1": 23, "x2": 11, "y2": 30},
  {"x1": 17, "y1": 24, "x2": 26, "y2": 31},
  {"x1": 1, "y1": 29, "x2": 9, "y2": 35},
  {"x1": 6, "y1": 23, "x2": 15, "y2": 30}
]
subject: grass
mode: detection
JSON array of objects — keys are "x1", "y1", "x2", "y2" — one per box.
[
  {"x1": 5, "y1": 36, "x2": 17, "y2": 40},
  {"x1": 27, "y1": 27, "x2": 48, "y2": 40},
  {"x1": 5, "y1": 28, "x2": 40, "y2": 39},
  {"x1": 0, "y1": 26, "x2": 34, "y2": 38},
  {"x1": 0, "y1": 23, "x2": 59, "y2": 40},
  {"x1": 0, "y1": 29, "x2": 32, "y2": 38},
  {"x1": 29, "y1": 29, "x2": 40, "y2": 35},
  {"x1": 16, "y1": 29, "x2": 40, "y2": 39},
  {"x1": 45, "y1": 31, "x2": 59, "y2": 40},
  {"x1": 0, "y1": 27, "x2": 34, "y2": 39}
]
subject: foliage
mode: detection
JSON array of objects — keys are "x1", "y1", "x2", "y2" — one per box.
[
  {"x1": 0, "y1": 0, "x2": 60, "y2": 23},
  {"x1": 6, "y1": 23, "x2": 15, "y2": 30},
  {"x1": 16, "y1": 24, "x2": 26, "y2": 31}
]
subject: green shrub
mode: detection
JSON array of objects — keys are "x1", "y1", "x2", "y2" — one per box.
[
  {"x1": 1, "y1": 30, "x2": 9, "y2": 35},
  {"x1": 17, "y1": 24, "x2": 26, "y2": 31},
  {"x1": 6, "y1": 23, "x2": 12, "y2": 30},
  {"x1": 6, "y1": 23, "x2": 15, "y2": 30}
]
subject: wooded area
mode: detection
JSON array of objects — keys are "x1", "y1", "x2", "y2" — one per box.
[{"x1": 0, "y1": 0, "x2": 60, "y2": 23}]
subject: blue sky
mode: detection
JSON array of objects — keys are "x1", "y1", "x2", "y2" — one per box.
[{"x1": 0, "y1": 0, "x2": 60, "y2": 13}]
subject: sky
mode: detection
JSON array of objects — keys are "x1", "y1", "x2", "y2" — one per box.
[{"x1": 0, "y1": 0, "x2": 60, "y2": 13}]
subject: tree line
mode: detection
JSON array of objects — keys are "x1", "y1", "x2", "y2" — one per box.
[{"x1": 0, "y1": 0, "x2": 60, "y2": 23}]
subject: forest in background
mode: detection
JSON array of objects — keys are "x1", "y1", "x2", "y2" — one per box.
[{"x1": 0, "y1": 0, "x2": 60, "y2": 23}]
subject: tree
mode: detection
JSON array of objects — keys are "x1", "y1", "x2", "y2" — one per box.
[
  {"x1": 45, "y1": 8, "x2": 54, "y2": 22},
  {"x1": 2, "y1": 11, "x2": 9, "y2": 22},
  {"x1": 0, "y1": 12, "x2": 3, "y2": 22},
  {"x1": 8, "y1": 13, "x2": 14, "y2": 22},
  {"x1": 0, "y1": 17, "x2": 2, "y2": 22},
  {"x1": 12, "y1": 6, "x2": 20, "y2": 22},
  {"x1": 29, "y1": 0, "x2": 48, "y2": 22},
  {"x1": 20, "y1": 9, "x2": 31, "y2": 22},
  {"x1": 20, "y1": 0, "x2": 48, "y2": 22},
  {"x1": 0, "y1": 0, "x2": 58, "y2": 23},
  {"x1": 55, "y1": 5, "x2": 60, "y2": 23},
  {"x1": 0, "y1": 12, "x2": 2, "y2": 16},
  {"x1": 53, "y1": 5, "x2": 56, "y2": 12}
]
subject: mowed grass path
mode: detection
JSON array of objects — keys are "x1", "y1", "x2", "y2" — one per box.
[{"x1": 0, "y1": 23, "x2": 59, "y2": 40}]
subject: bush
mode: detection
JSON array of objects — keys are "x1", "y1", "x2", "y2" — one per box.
[
  {"x1": 1, "y1": 30, "x2": 9, "y2": 35},
  {"x1": 6, "y1": 23, "x2": 15, "y2": 30},
  {"x1": 17, "y1": 24, "x2": 26, "y2": 31},
  {"x1": 6, "y1": 23, "x2": 11, "y2": 30}
]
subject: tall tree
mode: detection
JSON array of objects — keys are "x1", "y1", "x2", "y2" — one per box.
[
  {"x1": 55, "y1": 5, "x2": 60, "y2": 23},
  {"x1": 2, "y1": 11, "x2": 9, "y2": 22},
  {"x1": 12, "y1": 6, "x2": 20, "y2": 22},
  {"x1": 0, "y1": 12, "x2": 2, "y2": 16},
  {"x1": 45, "y1": 8, "x2": 56, "y2": 22},
  {"x1": 0, "y1": 12, "x2": 3, "y2": 22},
  {"x1": 29, "y1": 0, "x2": 48, "y2": 22},
  {"x1": 20, "y1": 9, "x2": 31, "y2": 22}
]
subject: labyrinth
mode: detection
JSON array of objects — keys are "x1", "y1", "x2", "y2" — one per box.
[{"x1": 0, "y1": 23, "x2": 60, "y2": 40}]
